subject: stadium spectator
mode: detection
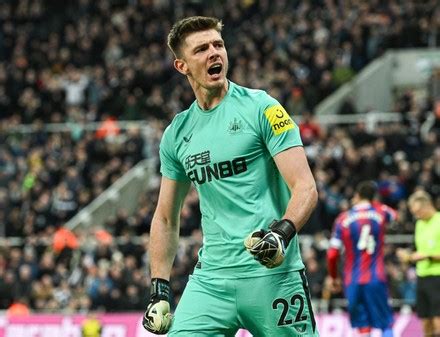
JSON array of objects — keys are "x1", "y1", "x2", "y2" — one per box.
[
  {"x1": 81, "y1": 313, "x2": 102, "y2": 337},
  {"x1": 298, "y1": 110, "x2": 322, "y2": 146},
  {"x1": 6, "y1": 298, "x2": 30, "y2": 316}
]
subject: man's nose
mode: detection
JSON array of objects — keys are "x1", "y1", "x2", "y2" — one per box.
[{"x1": 208, "y1": 44, "x2": 219, "y2": 59}]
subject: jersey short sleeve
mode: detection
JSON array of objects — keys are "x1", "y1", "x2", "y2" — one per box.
[
  {"x1": 159, "y1": 125, "x2": 190, "y2": 182},
  {"x1": 330, "y1": 215, "x2": 343, "y2": 250},
  {"x1": 372, "y1": 201, "x2": 397, "y2": 223},
  {"x1": 383, "y1": 204, "x2": 397, "y2": 223},
  {"x1": 257, "y1": 93, "x2": 302, "y2": 156}
]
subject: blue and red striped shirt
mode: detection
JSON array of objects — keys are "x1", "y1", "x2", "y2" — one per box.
[{"x1": 329, "y1": 201, "x2": 397, "y2": 286}]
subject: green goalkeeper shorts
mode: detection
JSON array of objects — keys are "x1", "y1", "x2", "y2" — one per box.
[{"x1": 168, "y1": 269, "x2": 319, "y2": 337}]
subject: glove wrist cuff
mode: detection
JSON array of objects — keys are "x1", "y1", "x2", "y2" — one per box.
[
  {"x1": 151, "y1": 278, "x2": 170, "y2": 301},
  {"x1": 270, "y1": 219, "x2": 297, "y2": 246}
]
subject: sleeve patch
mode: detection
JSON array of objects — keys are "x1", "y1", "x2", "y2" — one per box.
[{"x1": 263, "y1": 105, "x2": 295, "y2": 135}]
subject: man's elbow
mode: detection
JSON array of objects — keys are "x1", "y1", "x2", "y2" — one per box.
[
  {"x1": 151, "y1": 213, "x2": 179, "y2": 232},
  {"x1": 305, "y1": 181, "x2": 318, "y2": 209}
]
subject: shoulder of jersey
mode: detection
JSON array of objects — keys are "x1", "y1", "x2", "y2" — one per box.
[
  {"x1": 232, "y1": 82, "x2": 267, "y2": 99},
  {"x1": 161, "y1": 107, "x2": 192, "y2": 142},
  {"x1": 168, "y1": 106, "x2": 193, "y2": 128},
  {"x1": 335, "y1": 211, "x2": 348, "y2": 224}
]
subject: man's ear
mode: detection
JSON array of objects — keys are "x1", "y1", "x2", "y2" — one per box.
[{"x1": 174, "y1": 59, "x2": 188, "y2": 75}]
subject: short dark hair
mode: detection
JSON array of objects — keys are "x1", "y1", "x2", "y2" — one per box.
[
  {"x1": 355, "y1": 180, "x2": 377, "y2": 201},
  {"x1": 167, "y1": 16, "x2": 223, "y2": 58}
]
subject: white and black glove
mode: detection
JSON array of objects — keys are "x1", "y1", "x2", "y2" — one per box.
[
  {"x1": 142, "y1": 278, "x2": 173, "y2": 335},
  {"x1": 244, "y1": 219, "x2": 297, "y2": 268}
]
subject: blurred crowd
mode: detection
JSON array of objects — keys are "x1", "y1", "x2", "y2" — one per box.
[
  {"x1": 1, "y1": 0, "x2": 440, "y2": 314},
  {"x1": 1, "y1": 0, "x2": 439, "y2": 125},
  {"x1": 0, "y1": 126, "x2": 147, "y2": 237}
]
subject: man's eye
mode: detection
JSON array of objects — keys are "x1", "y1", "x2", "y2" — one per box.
[{"x1": 197, "y1": 46, "x2": 208, "y2": 53}]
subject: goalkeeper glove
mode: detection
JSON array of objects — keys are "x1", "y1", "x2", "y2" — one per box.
[
  {"x1": 244, "y1": 219, "x2": 297, "y2": 268},
  {"x1": 142, "y1": 278, "x2": 173, "y2": 335}
]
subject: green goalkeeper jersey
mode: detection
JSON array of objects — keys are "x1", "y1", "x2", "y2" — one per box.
[{"x1": 159, "y1": 81, "x2": 305, "y2": 278}]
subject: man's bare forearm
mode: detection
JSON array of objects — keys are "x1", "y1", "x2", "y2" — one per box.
[
  {"x1": 149, "y1": 216, "x2": 180, "y2": 280},
  {"x1": 273, "y1": 147, "x2": 318, "y2": 233},
  {"x1": 283, "y1": 180, "x2": 318, "y2": 232}
]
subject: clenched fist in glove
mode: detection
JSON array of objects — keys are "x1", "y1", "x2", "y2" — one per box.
[
  {"x1": 244, "y1": 219, "x2": 297, "y2": 268},
  {"x1": 143, "y1": 278, "x2": 173, "y2": 335}
]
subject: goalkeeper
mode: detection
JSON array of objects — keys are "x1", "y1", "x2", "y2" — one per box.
[{"x1": 143, "y1": 16, "x2": 319, "y2": 337}]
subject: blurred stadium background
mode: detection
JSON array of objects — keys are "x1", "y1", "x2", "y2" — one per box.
[{"x1": 0, "y1": 0, "x2": 439, "y2": 336}]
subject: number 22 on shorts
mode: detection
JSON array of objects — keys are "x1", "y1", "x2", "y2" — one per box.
[{"x1": 272, "y1": 294, "x2": 308, "y2": 332}]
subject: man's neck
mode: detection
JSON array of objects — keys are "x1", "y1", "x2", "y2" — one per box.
[
  {"x1": 353, "y1": 199, "x2": 371, "y2": 208},
  {"x1": 424, "y1": 208, "x2": 438, "y2": 221},
  {"x1": 191, "y1": 80, "x2": 229, "y2": 110}
]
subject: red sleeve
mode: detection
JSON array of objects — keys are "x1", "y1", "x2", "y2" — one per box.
[{"x1": 327, "y1": 247, "x2": 340, "y2": 279}]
